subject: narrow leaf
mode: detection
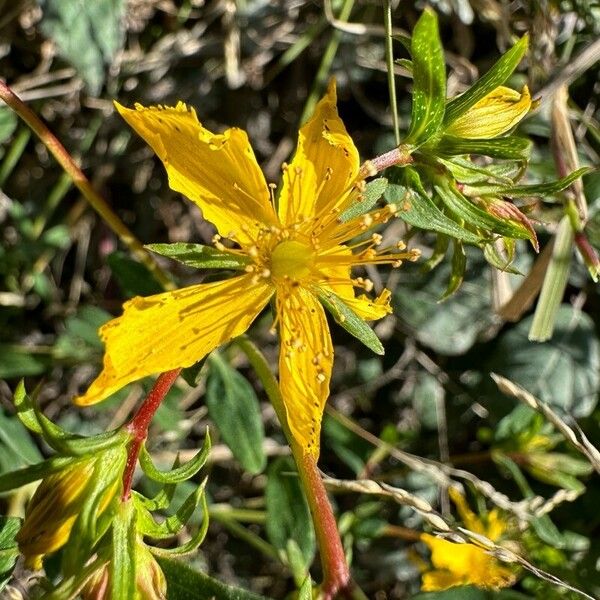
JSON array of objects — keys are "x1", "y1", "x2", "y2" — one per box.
[
  {"x1": 484, "y1": 167, "x2": 594, "y2": 198},
  {"x1": 266, "y1": 457, "x2": 315, "y2": 569},
  {"x1": 340, "y1": 178, "x2": 388, "y2": 222},
  {"x1": 386, "y1": 168, "x2": 482, "y2": 243},
  {"x1": 444, "y1": 34, "x2": 529, "y2": 126},
  {"x1": 529, "y1": 216, "x2": 573, "y2": 341},
  {"x1": 405, "y1": 9, "x2": 446, "y2": 145},
  {"x1": 0, "y1": 517, "x2": 21, "y2": 592},
  {"x1": 158, "y1": 557, "x2": 271, "y2": 600},
  {"x1": 436, "y1": 135, "x2": 532, "y2": 160},
  {"x1": 318, "y1": 290, "x2": 384, "y2": 355},
  {"x1": 146, "y1": 243, "x2": 251, "y2": 270},
  {"x1": 206, "y1": 354, "x2": 266, "y2": 474},
  {"x1": 435, "y1": 183, "x2": 533, "y2": 240}
]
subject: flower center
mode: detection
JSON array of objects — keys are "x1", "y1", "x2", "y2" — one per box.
[{"x1": 270, "y1": 240, "x2": 315, "y2": 281}]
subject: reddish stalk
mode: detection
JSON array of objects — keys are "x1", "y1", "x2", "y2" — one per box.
[
  {"x1": 359, "y1": 145, "x2": 413, "y2": 178},
  {"x1": 0, "y1": 80, "x2": 174, "y2": 291},
  {"x1": 296, "y1": 453, "x2": 350, "y2": 599},
  {"x1": 121, "y1": 369, "x2": 181, "y2": 500}
]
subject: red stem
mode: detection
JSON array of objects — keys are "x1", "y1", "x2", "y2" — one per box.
[
  {"x1": 296, "y1": 452, "x2": 349, "y2": 599},
  {"x1": 121, "y1": 369, "x2": 181, "y2": 500}
]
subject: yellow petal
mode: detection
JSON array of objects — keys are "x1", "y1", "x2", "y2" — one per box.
[
  {"x1": 115, "y1": 101, "x2": 278, "y2": 245},
  {"x1": 76, "y1": 275, "x2": 273, "y2": 405},
  {"x1": 445, "y1": 85, "x2": 532, "y2": 139},
  {"x1": 277, "y1": 287, "x2": 333, "y2": 456},
  {"x1": 421, "y1": 534, "x2": 516, "y2": 590},
  {"x1": 278, "y1": 80, "x2": 360, "y2": 228},
  {"x1": 316, "y1": 247, "x2": 392, "y2": 321},
  {"x1": 448, "y1": 487, "x2": 486, "y2": 535}
]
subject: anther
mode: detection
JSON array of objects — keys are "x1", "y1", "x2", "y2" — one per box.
[
  {"x1": 261, "y1": 268, "x2": 271, "y2": 278},
  {"x1": 316, "y1": 373, "x2": 326, "y2": 383},
  {"x1": 396, "y1": 241, "x2": 407, "y2": 250},
  {"x1": 372, "y1": 233, "x2": 383, "y2": 246}
]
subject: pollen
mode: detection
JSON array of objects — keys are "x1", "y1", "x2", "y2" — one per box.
[{"x1": 270, "y1": 240, "x2": 316, "y2": 282}]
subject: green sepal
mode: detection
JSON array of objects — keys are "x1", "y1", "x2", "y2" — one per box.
[
  {"x1": 473, "y1": 166, "x2": 594, "y2": 198},
  {"x1": 146, "y1": 242, "x2": 251, "y2": 270},
  {"x1": 138, "y1": 431, "x2": 210, "y2": 484},
  {"x1": 387, "y1": 168, "x2": 482, "y2": 244},
  {"x1": 421, "y1": 234, "x2": 450, "y2": 272},
  {"x1": 149, "y1": 481, "x2": 210, "y2": 557},
  {"x1": 318, "y1": 289, "x2": 384, "y2": 355},
  {"x1": 0, "y1": 455, "x2": 75, "y2": 493},
  {"x1": 340, "y1": 178, "x2": 388, "y2": 222},
  {"x1": 137, "y1": 478, "x2": 208, "y2": 541},
  {"x1": 405, "y1": 8, "x2": 446, "y2": 145},
  {"x1": 14, "y1": 380, "x2": 128, "y2": 456},
  {"x1": 62, "y1": 446, "x2": 127, "y2": 573},
  {"x1": 440, "y1": 241, "x2": 466, "y2": 300},
  {"x1": 435, "y1": 182, "x2": 534, "y2": 241},
  {"x1": 444, "y1": 34, "x2": 529, "y2": 126},
  {"x1": 436, "y1": 134, "x2": 532, "y2": 160},
  {"x1": 132, "y1": 456, "x2": 181, "y2": 512},
  {"x1": 110, "y1": 499, "x2": 137, "y2": 600}
]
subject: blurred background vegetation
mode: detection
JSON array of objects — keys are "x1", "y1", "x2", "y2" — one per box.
[{"x1": 0, "y1": 0, "x2": 599, "y2": 598}]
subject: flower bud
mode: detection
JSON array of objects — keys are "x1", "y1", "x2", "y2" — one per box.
[
  {"x1": 16, "y1": 447, "x2": 125, "y2": 571},
  {"x1": 446, "y1": 86, "x2": 533, "y2": 139}
]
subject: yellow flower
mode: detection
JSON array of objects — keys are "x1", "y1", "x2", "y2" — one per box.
[
  {"x1": 420, "y1": 488, "x2": 516, "y2": 591},
  {"x1": 75, "y1": 81, "x2": 417, "y2": 456},
  {"x1": 16, "y1": 455, "x2": 121, "y2": 570},
  {"x1": 446, "y1": 85, "x2": 533, "y2": 139}
]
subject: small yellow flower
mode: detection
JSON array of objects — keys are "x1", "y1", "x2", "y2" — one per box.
[
  {"x1": 75, "y1": 81, "x2": 417, "y2": 456},
  {"x1": 17, "y1": 453, "x2": 123, "y2": 570},
  {"x1": 420, "y1": 488, "x2": 516, "y2": 592},
  {"x1": 446, "y1": 85, "x2": 533, "y2": 139}
]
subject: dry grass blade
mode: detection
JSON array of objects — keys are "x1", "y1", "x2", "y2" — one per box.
[{"x1": 324, "y1": 476, "x2": 596, "y2": 600}]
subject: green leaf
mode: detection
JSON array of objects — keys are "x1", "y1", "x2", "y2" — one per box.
[
  {"x1": 158, "y1": 557, "x2": 271, "y2": 600},
  {"x1": 436, "y1": 135, "x2": 532, "y2": 160},
  {"x1": 318, "y1": 289, "x2": 384, "y2": 355},
  {"x1": 0, "y1": 406, "x2": 42, "y2": 468},
  {"x1": 265, "y1": 457, "x2": 315, "y2": 570},
  {"x1": 0, "y1": 517, "x2": 20, "y2": 591},
  {"x1": 206, "y1": 353, "x2": 266, "y2": 474},
  {"x1": 110, "y1": 499, "x2": 137, "y2": 600},
  {"x1": 435, "y1": 183, "x2": 533, "y2": 240},
  {"x1": 0, "y1": 108, "x2": 17, "y2": 145},
  {"x1": 0, "y1": 345, "x2": 48, "y2": 378},
  {"x1": 439, "y1": 157, "x2": 518, "y2": 185},
  {"x1": 386, "y1": 168, "x2": 482, "y2": 244},
  {"x1": 147, "y1": 243, "x2": 252, "y2": 270},
  {"x1": 340, "y1": 178, "x2": 388, "y2": 222},
  {"x1": 139, "y1": 433, "x2": 210, "y2": 484},
  {"x1": 394, "y1": 251, "x2": 495, "y2": 355},
  {"x1": 444, "y1": 35, "x2": 529, "y2": 126},
  {"x1": 107, "y1": 251, "x2": 163, "y2": 298},
  {"x1": 485, "y1": 305, "x2": 599, "y2": 417},
  {"x1": 38, "y1": 0, "x2": 126, "y2": 94},
  {"x1": 479, "y1": 167, "x2": 594, "y2": 198},
  {"x1": 0, "y1": 455, "x2": 74, "y2": 493},
  {"x1": 405, "y1": 9, "x2": 446, "y2": 145}
]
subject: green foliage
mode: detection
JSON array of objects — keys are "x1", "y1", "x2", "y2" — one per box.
[
  {"x1": 206, "y1": 353, "x2": 266, "y2": 474},
  {"x1": 159, "y1": 557, "x2": 271, "y2": 600},
  {"x1": 265, "y1": 457, "x2": 315, "y2": 571},
  {"x1": 485, "y1": 305, "x2": 599, "y2": 417},
  {"x1": 37, "y1": 0, "x2": 126, "y2": 94},
  {"x1": 147, "y1": 243, "x2": 252, "y2": 271},
  {"x1": 0, "y1": 518, "x2": 21, "y2": 591},
  {"x1": 405, "y1": 9, "x2": 446, "y2": 146},
  {"x1": 318, "y1": 289, "x2": 385, "y2": 354}
]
